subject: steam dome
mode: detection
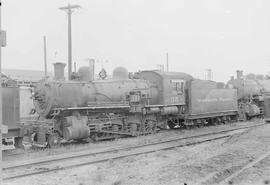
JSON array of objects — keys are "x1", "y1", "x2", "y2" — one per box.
[
  {"x1": 112, "y1": 66, "x2": 128, "y2": 79},
  {"x1": 78, "y1": 66, "x2": 93, "y2": 81}
]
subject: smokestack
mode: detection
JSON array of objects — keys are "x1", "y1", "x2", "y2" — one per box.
[
  {"x1": 236, "y1": 70, "x2": 243, "y2": 80},
  {"x1": 53, "y1": 62, "x2": 66, "y2": 80}
]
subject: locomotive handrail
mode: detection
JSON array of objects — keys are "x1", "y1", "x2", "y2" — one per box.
[
  {"x1": 52, "y1": 105, "x2": 131, "y2": 111},
  {"x1": 144, "y1": 103, "x2": 184, "y2": 108},
  {"x1": 188, "y1": 110, "x2": 238, "y2": 116},
  {"x1": 18, "y1": 120, "x2": 54, "y2": 127},
  {"x1": 87, "y1": 101, "x2": 129, "y2": 106}
]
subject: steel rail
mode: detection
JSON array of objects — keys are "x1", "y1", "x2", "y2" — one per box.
[
  {"x1": 3, "y1": 122, "x2": 267, "y2": 181},
  {"x1": 4, "y1": 135, "x2": 230, "y2": 180},
  {"x1": 219, "y1": 152, "x2": 270, "y2": 185},
  {"x1": 4, "y1": 122, "x2": 265, "y2": 169}
]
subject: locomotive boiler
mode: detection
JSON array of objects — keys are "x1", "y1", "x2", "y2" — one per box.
[
  {"x1": 34, "y1": 75, "x2": 152, "y2": 118},
  {"x1": 31, "y1": 65, "x2": 161, "y2": 147}
]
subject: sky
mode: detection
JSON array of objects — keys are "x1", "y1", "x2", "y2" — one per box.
[{"x1": 3, "y1": 0, "x2": 270, "y2": 82}]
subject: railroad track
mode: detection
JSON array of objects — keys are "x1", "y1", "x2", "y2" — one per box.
[
  {"x1": 3, "y1": 122, "x2": 267, "y2": 181},
  {"x1": 219, "y1": 151, "x2": 270, "y2": 185}
]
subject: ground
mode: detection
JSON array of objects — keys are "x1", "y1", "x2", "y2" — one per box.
[{"x1": 4, "y1": 121, "x2": 270, "y2": 185}]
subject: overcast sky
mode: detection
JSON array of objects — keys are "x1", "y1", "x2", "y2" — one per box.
[{"x1": 3, "y1": 0, "x2": 270, "y2": 82}]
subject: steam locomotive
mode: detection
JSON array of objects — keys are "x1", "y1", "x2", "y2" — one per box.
[
  {"x1": 3, "y1": 63, "x2": 269, "y2": 149},
  {"x1": 227, "y1": 70, "x2": 270, "y2": 119},
  {"x1": 27, "y1": 64, "x2": 249, "y2": 148}
]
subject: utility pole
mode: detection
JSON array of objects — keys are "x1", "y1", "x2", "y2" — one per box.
[
  {"x1": 59, "y1": 3, "x2": 80, "y2": 80},
  {"x1": 166, "y1": 52, "x2": 169, "y2": 72},
  {"x1": 43, "y1": 36, "x2": 47, "y2": 78},
  {"x1": 0, "y1": 0, "x2": 7, "y2": 183},
  {"x1": 0, "y1": 1, "x2": 2, "y2": 183}
]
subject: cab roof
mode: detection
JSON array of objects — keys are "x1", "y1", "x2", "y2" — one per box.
[{"x1": 139, "y1": 70, "x2": 193, "y2": 81}]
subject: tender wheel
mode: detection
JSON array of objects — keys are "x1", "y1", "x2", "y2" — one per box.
[
  {"x1": 211, "y1": 118, "x2": 218, "y2": 126},
  {"x1": 46, "y1": 133, "x2": 61, "y2": 148},
  {"x1": 217, "y1": 118, "x2": 222, "y2": 125},
  {"x1": 14, "y1": 137, "x2": 24, "y2": 149},
  {"x1": 130, "y1": 123, "x2": 137, "y2": 135},
  {"x1": 112, "y1": 125, "x2": 119, "y2": 132},
  {"x1": 227, "y1": 116, "x2": 231, "y2": 122}
]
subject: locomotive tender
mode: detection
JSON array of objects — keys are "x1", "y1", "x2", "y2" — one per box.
[
  {"x1": 30, "y1": 65, "x2": 240, "y2": 147},
  {"x1": 2, "y1": 75, "x2": 25, "y2": 149}
]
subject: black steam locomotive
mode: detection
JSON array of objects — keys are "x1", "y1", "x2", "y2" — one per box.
[{"x1": 28, "y1": 64, "x2": 257, "y2": 148}]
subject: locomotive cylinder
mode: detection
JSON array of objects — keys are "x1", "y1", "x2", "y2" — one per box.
[{"x1": 62, "y1": 116, "x2": 90, "y2": 140}]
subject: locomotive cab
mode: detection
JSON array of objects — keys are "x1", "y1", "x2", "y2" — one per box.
[{"x1": 138, "y1": 70, "x2": 193, "y2": 106}]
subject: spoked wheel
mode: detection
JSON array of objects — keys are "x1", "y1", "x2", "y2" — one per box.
[
  {"x1": 226, "y1": 116, "x2": 232, "y2": 123},
  {"x1": 223, "y1": 116, "x2": 228, "y2": 124},
  {"x1": 145, "y1": 120, "x2": 157, "y2": 134},
  {"x1": 46, "y1": 133, "x2": 61, "y2": 148},
  {"x1": 211, "y1": 118, "x2": 218, "y2": 126},
  {"x1": 111, "y1": 125, "x2": 121, "y2": 139},
  {"x1": 216, "y1": 118, "x2": 222, "y2": 125},
  {"x1": 90, "y1": 132, "x2": 106, "y2": 141}
]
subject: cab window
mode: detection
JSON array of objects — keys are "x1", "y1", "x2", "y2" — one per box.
[{"x1": 171, "y1": 80, "x2": 185, "y2": 94}]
